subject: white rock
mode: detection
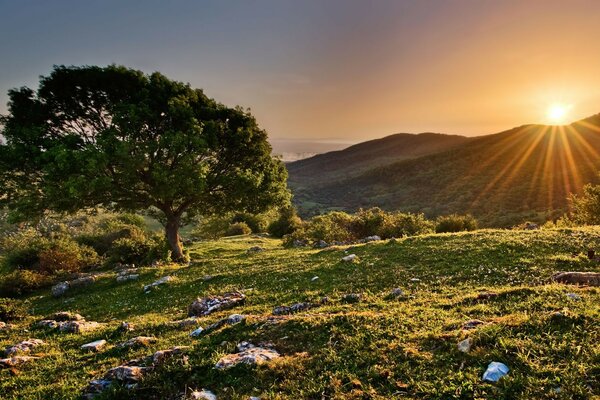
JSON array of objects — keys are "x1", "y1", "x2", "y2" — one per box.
[
  {"x1": 457, "y1": 338, "x2": 472, "y2": 353},
  {"x1": 482, "y1": 361, "x2": 509, "y2": 382},
  {"x1": 116, "y1": 274, "x2": 139, "y2": 282},
  {"x1": 311, "y1": 276, "x2": 319, "y2": 282},
  {"x1": 52, "y1": 282, "x2": 70, "y2": 297},
  {"x1": 143, "y1": 276, "x2": 174, "y2": 292},
  {"x1": 215, "y1": 346, "x2": 280, "y2": 369},
  {"x1": 342, "y1": 254, "x2": 357, "y2": 262},
  {"x1": 190, "y1": 327, "x2": 205, "y2": 337},
  {"x1": 190, "y1": 389, "x2": 217, "y2": 400},
  {"x1": 81, "y1": 339, "x2": 107, "y2": 352}
]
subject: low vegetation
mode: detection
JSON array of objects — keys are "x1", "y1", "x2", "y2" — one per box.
[{"x1": 0, "y1": 228, "x2": 598, "y2": 399}]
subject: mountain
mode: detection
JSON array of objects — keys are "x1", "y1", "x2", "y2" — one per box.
[{"x1": 288, "y1": 115, "x2": 600, "y2": 226}]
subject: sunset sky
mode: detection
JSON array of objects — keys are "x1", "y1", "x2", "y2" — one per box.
[{"x1": 2, "y1": 0, "x2": 600, "y2": 149}]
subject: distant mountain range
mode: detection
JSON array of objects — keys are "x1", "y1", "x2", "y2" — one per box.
[{"x1": 287, "y1": 114, "x2": 600, "y2": 226}]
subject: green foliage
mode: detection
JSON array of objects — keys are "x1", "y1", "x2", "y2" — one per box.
[
  {"x1": 225, "y1": 222, "x2": 252, "y2": 236},
  {"x1": 0, "y1": 65, "x2": 289, "y2": 261},
  {"x1": 37, "y1": 238, "x2": 99, "y2": 274},
  {"x1": 191, "y1": 214, "x2": 232, "y2": 240},
  {"x1": 565, "y1": 180, "x2": 600, "y2": 225},
  {"x1": 305, "y1": 211, "x2": 355, "y2": 243},
  {"x1": 0, "y1": 270, "x2": 52, "y2": 297},
  {"x1": 268, "y1": 206, "x2": 303, "y2": 238},
  {"x1": 231, "y1": 212, "x2": 270, "y2": 233},
  {"x1": 435, "y1": 214, "x2": 478, "y2": 233},
  {"x1": 106, "y1": 233, "x2": 170, "y2": 265},
  {"x1": 0, "y1": 298, "x2": 27, "y2": 322}
]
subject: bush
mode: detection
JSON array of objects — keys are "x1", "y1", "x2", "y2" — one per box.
[
  {"x1": 384, "y1": 212, "x2": 435, "y2": 237},
  {"x1": 435, "y1": 214, "x2": 478, "y2": 233},
  {"x1": 191, "y1": 214, "x2": 232, "y2": 240},
  {"x1": 351, "y1": 208, "x2": 390, "y2": 239},
  {"x1": 305, "y1": 212, "x2": 355, "y2": 243},
  {"x1": 0, "y1": 270, "x2": 52, "y2": 297},
  {"x1": 268, "y1": 207, "x2": 303, "y2": 238},
  {"x1": 37, "y1": 239, "x2": 99, "y2": 274},
  {"x1": 225, "y1": 222, "x2": 252, "y2": 236},
  {"x1": 106, "y1": 233, "x2": 170, "y2": 265},
  {"x1": 231, "y1": 213, "x2": 269, "y2": 233},
  {"x1": 0, "y1": 298, "x2": 27, "y2": 322}
]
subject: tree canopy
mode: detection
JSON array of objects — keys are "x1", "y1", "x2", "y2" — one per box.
[{"x1": 0, "y1": 65, "x2": 289, "y2": 261}]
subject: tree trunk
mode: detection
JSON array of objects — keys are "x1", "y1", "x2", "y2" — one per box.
[{"x1": 165, "y1": 215, "x2": 186, "y2": 263}]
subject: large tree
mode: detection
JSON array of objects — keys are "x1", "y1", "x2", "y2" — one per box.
[{"x1": 0, "y1": 65, "x2": 289, "y2": 262}]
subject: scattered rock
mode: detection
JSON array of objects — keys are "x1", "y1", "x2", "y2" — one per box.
[
  {"x1": 188, "y1": 292, "x2": 246, "y2": 316},
  {"x1": 117, "y1": 321, "x2": 135, "y2": 332},
  {"x1": 390, "y1": 288, "x2": 404, "y2": 297},
  {"x1": 83, "y1": 379, "x2": 113, "y2": 399},
  {"x1": 311, "y1": 276, "x2": 319, "y2": 282},
  {"x1": 52, "y1": 282, "x2": 70, "y2": 297},
  {"x1": 342, "y1": 293, "x2": 361, "y2": 303},
  {"x1": 151, "y1": 346, "x2": 190, "y2": 365},
  {"x1": 292, "y1": 239, "x2": 307, "y2": 248},
  {"x1": 195, "y1": 314, "x2": 246, "y2": 336},
  {"x1": 0, "y1": 356, "x2": 39, "y2": 368},
  {"x1": 273, "y1": 302, "x2": 313, "y2": 315},
  {"x1": 116, "y1": 274, "x2": 139, "y2": 282},
  {"x1": 457, "y1": 338, "x2": 472, "y2": 353},
  {"x1": 37, "y1": 313, "x2": 101, "y2": 334},
  {"x1": 482, "y1": 361, "x2": 509, "y2": 382},
  {"x1": 215, "y1": 344, "x2": 280, "y2": 369},
  {"x1": 523, "y1": 222, "x2": 539, "y2": 230},
  {"x1": 202, "y1": 275, "x2": 214, "y2": 281},
  {"x1": 81, "y1": 340, "x2": 108, "y2": 352},
  {"x1": 566, "y1": 293, "x2": 581, "y2": 300},
  {"x1": 410, "y1": 278, "x2": 421, "y2": 282},
  {"x1": 70, "y1": 275, "x2": 97, "y2": 288},
  {"x1": 190, "y1": 389, "x2": 217, "y2": 400},
  {"x1": 462, "y1": 319, "x2": 485, "y2": 330},
  {"x1": 60, "y1": 320, "x2": 101, "y2": 334},
  {"x1": 342, "y1": 254, "x2": 357, "y2": 262},
  {"x1": 52, "y1": 311, "x2": 85, "y2": 321},
  {"x1": 36, "y1": 320, "x2": 59, "y2": 329},
  {"x1": 143, "y1": 276, "x2": 174, "y2": 292},
  {"x1": 105, "y1": 365, "x2": 147, "y2": 382},
  {"x1": 190, "y1": 327, "x2": 204, "y2": 337},
  {"x1": 314, "y1": 240, "x2": 329, "y2": 249},
  {"x1": 362, "y1": 235, "x2": 381, "y2": 243},
  {"x1": 169, "y1": 317, "x2": 200, "y2": 328},
  {"x1": 119, "y1": 336, "x2": 157, "y2": 348},
  {"x1": 5, "y1": 339, "x2": 45, "y2": 356},
  {"x1": 247, "y1": 246, "x2": 264, "y2": 253},
  {"x1": 553, "y1": 271, "x2": 600, "y2": 286}
]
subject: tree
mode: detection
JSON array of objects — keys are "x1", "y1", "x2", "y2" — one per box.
[
  {"x1": 0, "y1": 65, "x2": 289, "y2": 262},
  {"x1": 564, "y1": 180, "x2": 600, "y2": 225}
]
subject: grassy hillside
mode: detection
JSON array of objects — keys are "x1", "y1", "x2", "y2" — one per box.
[
  {"x1": 287, "y1": 133, "x2": 470, "y2": 188},
  {"x1": 289, "y1": 115, "x2": 600, "y2": 225},
  {"x1": 1, "y1": 229, "x2": 599, "y2": 399}
]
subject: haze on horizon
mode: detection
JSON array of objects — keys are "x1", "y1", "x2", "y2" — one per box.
[{"x1": 2, "y1": 0, "x2": 600, "y2": 150}]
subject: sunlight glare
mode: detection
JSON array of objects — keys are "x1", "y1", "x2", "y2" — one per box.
[{"x1": 547, "y1": 103, "x2": 571, "y2": 124}]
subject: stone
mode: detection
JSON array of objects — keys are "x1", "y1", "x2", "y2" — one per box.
[
  {"x1": 81, "y1": 340, "x2": 107, "y2": 352},
  {"x1": 5, "y1": 339, "x2": 45, "y2": 356},
  {"x1": 410, "y1": 278, "x2": 421, "y2": 282},
  {"x1": 462, "y1": 319, "x2": 485, "y2": 330},
  {"x1": 457, "y1": 338, "x2": 472, "y2": 353},
  {"x1": 553, "y1": 271, "x2": 600, "y2": 286},
  {"x1": 59, "y1": 320, "x2": 101, "y2": 334},
  {"x1": 247, "y1": 246, "x2": 264, "y2": 253},
  {"x1": 190, "y1": 389, "x2": 217, "y2": 400},
  {"x1": 311, "y1": 276, "x2": 319, "y2": 282},
  {"x1": 363, "y1": 235, "x2": 381, "y2": 242},
  {"x1": 52, "y1": 311, "x2": 85, "y2": 321},
  {"x1": 314, "y1": 240, "x2": 329, "y2": 248},
  {"x1": 105, "y1": 365, "x2": 147, "y2": 382},
  {"x1": 482, "y1": 361, "x2": 509, "y2": 382},
  {"x1": 292, "y1": 239, "x2": 307, "y2": 247},
  {"x1": 169, "y1": 317, "x2": 200, "y2": 328},
  {"x1": 120, "y1": 336, "x2": 157, "y2": 348},
  {"x1": 342, "y1": 293, "x2": 361, "y2": 303},
  {"x1": 342, "y1": 254, "x2": 357, "y2": 262},
  {"x1": 188, "y1": 292, "x2": 246, "y2": 316},
  {"x1": 118, "y1": 321, "x2": 135, "y2": 332},
  {"x1": 52, "y1": 282, "x2": 70, "y2": 297},
  {"x1": 215, "y1": 345, "x2": 280, "y2": 369},
  {"x1": 190, "y1": 327, "x2": 204, "y2": 337},
  {"x1": 116, "y1": 274, "x2": 139, "y2": 282},
  {"x1": 36, "y1": 320, "x2": 59, "y2": 329},
  {"x1": 390, "y1": 288, "x2": 404, "y2": 297},
  {"x1": 151, "y1": 346, "x2": 190, "y2": 365},
  {"x1": 70, "y1": 275, "x2": 96, "y2": 288},
  {"x1": 83, "y1": 379, "x2": 112, "y2": 399},
  {"x1": 202, "y1": 275, "x2": 214, "y2": 281},
  {"x1": 143, "y1": 276, "x2": 174, "y2": 292},
  {"x1": 566, "y1": 293, "x2": 581, "y2": 300},
  {"x1": 0, "y1": 355, "x2": 39, "y2": 368},
  {"x1": 273, "y1": 302, "x2": 313, "y2": 315}
]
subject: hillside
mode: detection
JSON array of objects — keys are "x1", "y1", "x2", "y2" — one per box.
[
  {"x1": 1, "y1": 230, "x2": 599, "y2": 399},
  {"x1": 289, "y1": 115, "x2": 600, "y2": 225},
  {"x1": 286, "y1": 133, "x2": 470, "y2": 187}
]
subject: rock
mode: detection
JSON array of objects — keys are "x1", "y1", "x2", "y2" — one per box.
[
  {"x1": 311, "y1": 276, "x2": 319, "y2": 282},
  {"x1": 59, "y1": 320, "x2": 101, "y2": 334},
  {"x1": 476, "y1": 292, "x2": 498, "y2": 300},
  {"x1": 482, "y1": 361, "x2": 509, "y2": 382},
  {"x1": 247, "y1": 246, "x2": 264, "y2": 253},
  {"x1": 52, "y1": 311, "x2": 85, "y2": 321},
  {"x1": 151, "y1": 346, "x2": 190, "y2": 365},
  {"x1": 342, "y1": 293, "x2": 361, "y2": 303},
  {"x1": 462, "y1": 319, "x2": 485, "y2": 330},
  {"x1": 553, "y1": 271, "x2": 600, "y2": 286},
  {"x1": 457, "y1": 338, "x2": 472, "y2": 353},
  {"x1": 188, "y1": 292, "x2": 246, "y2": 316},
  {"x1": 81, "y1": 340, "x2": 108, "y2": 352},
  {"x1": 202, "y1": 275, "x2": 214, "y2": 281},
  {"x1": 314, "y1": 240, "x2": 329, "y2": 248},
  {"x1": 292, "y1": 239, "x2": 307, "y2": 248},
  {"x1": 116, "y1": 274, "x2": 139, "y2": 282},
  {"x1": 566, "y1": 293, "x2": 581, "y2": 300},
  {"x1": 190, "y1": 389, "x2": 217, "y2": 400},
  {"x1": 342, "y1": 254, "x2": 357, "y2": 262},
  {"x1": 70, "y1": 275, "x2": 96, "y2": 288},
  {"x1": 363, "y1": 235, "x2": 381, "y2": 242},
  {"x1": 215, "y1": 345, "x2": 280, "y2": 369},
  {"x1": 118, "y1": 321, "x2": 135, "y2": 332},
  {"x1": 272, "y1": 302, "x2": 313, "y2": 315},
  {"x1": 83, "y1": 379, "x2": 112, "y2": 399},
  {"x1": 169, "y1": 317, "x2": 200, "y2": 328},
  {"x1": 410, "y1": 278, "x2": 421, "y2": 282},
  {"x1": 120, "y1": 336, "x2": 157, "y2": 348},
  {"x1": 105, "y1": 365, "x2": 147, "y2": 382},
  {"x1": 0, "y1": 355, "x2": 39, "y2": 368},
  {"x1": 190, "y1": 327, "x2": 204, "y2": 337},
  {"x1": 52, "y1": 282, "x2": 70, "y2": 297},
  {"x1": 36, "y1": 320, "x2": 59, "y2": 329},
  {"x1": 523, "y1": 222, "x2": 539, "y2": 230},
  {"x1": 236, "y1": 341, "x2": 255, "y2": 352},
  {"x1": 5, "y1": 339, "x2": 45, "y2": 356},
  {"x1": 143, "y1": 276, "x2": 174, "y2": 292},
  {"x1": 390, "y1": 288, "x2": 404, "y2": 297}
]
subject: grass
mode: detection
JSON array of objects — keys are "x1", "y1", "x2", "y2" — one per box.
[{"x1": 1, "y1": 228, "x2": 599, "y2": 399}]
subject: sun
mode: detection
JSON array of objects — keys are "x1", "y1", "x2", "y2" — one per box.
[{"x1": 546, "y1": 103, "x2": 571, "y2": 124}]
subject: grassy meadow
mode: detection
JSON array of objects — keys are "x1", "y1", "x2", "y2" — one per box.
[{"x1": 1, "y1": 228, "x2": 599, "y2": 399}]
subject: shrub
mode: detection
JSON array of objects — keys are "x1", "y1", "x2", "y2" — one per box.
[
  {"x1": 435, "y1": 214, "x2": 478, "y2": 233},
  {"x1": 351, "y1": 208, "x2": 390, "y2": 238},
  {"x1": 384, "y1": 212, "x2": 435, "y2": 237},
  {"x1": 191, "y1": 214, "x2": 232, "y2": 240},
  {"x1": 305, "y1": 212, "x2": 355, "y2": 243},
  {"x1": 106, "y1": 233, "x2": 170, "y2": 265},
  {"x1": 268, "y1": 207, "x2": 303, "y2": 238},
  {"x1": 225, "y1": 222, "x2": 252, "y2": 236},
  {"x1": 231, "y1": 213, "x2": 269, "y2": 233},
  {"x1": 0, "y1": 298, "x2": 27, "y2": 322},
  {"x1": 38, "y1": 239, "x2": 99, "y2": 274},
  {"x1": 0, "y1": 270, "x2": 52, "y2": 297}
]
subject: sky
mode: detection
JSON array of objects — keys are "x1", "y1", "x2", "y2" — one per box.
[{"x1": 2, "y1": 0, "x2": 600, "y2": 150}]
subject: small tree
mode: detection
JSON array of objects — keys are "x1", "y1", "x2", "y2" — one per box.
[
  {"x1": 0, "y1": 65, "x2": 289, "y2": 262},
  {"x1": 564, "y1": 181, "x2": 600, "y2": 225}
]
